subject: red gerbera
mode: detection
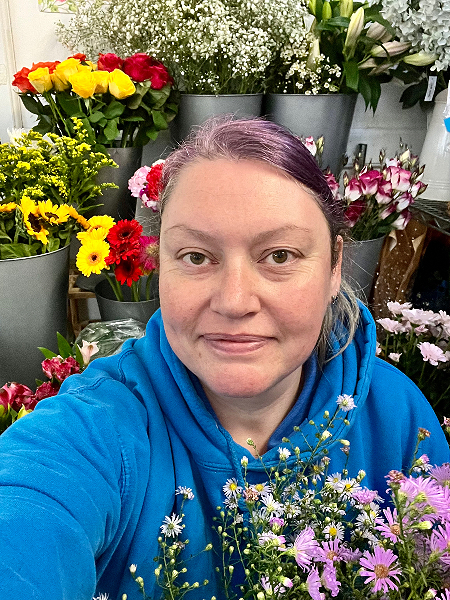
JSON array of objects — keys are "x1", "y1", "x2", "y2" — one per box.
[
  {"x1": 105, "y1": 241, "x2": 140, "y2": 265},
  {"x1": 145, "y1": 162, "x2": 164, "y2": 201},
  {"x1": 114, "y1": 257, "x2": 142, "y2": 287},
  {"x1": 107, "y1": 219, "x2": 143, "y2": 247}
]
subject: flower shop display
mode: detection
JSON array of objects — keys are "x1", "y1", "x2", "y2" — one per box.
[
  {"x1": 377, "y1": 301, "x2": 450, "y2": 420},
  {"x1": 0, "y1": 122, "x2": 116, "y2": 386},
  {"x1": 0, "y1": 332, "x2": 96, "y2": 435},
  {"x1": 12, "y1": 52, "x2": 177, "y2": 150},
  {"x1": 120, "y1": 412, "x2": 450, "y2": 600},
  {"x1": 76, "y1": 217, "x2": 160, "y2": 322}
]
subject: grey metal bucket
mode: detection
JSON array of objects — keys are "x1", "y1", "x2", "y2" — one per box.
[
  {"x1": 93, "y1": 146, "x2": 143, "y2": 221},
  {"x1": 95, "y1": 276, "x2": 160, "y2": 324},
  {"x1": 343, "y1": 236, "x2": 386, "y2": 302},
  {"x1": 0, "y1": 245, "x2": 70, "y2": 388},
  {"x1": 173, "y1": 93, "x2": 264, "y2": 142},
  {"x1": 263, "y1": 93, "x2": 357, "y2": 176}
]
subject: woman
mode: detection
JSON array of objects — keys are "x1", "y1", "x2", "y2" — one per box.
[{"x1": 0, "y1": 118, "x2": 448, "y2": 600}]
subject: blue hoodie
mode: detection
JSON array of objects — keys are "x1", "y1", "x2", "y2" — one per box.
[{"x1": 0, "y1": 304, "x2": 448, "y2": 600}]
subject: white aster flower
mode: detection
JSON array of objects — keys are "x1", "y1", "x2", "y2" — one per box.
[
  {"x1": 278, "y1": 447, "x2": 291, "y2": 460},
  {"x1": 160, "y1": 513, "x2": 184, "y2": 537},
  {"x1": 175, "y1": 486, "x2": 194, "y2": 500},
  {"x1": 323, "y1": 521, "x2": 345, "y2": 541},
  {"x1": 223, "y1": 478, "x2": 242, "y2": 498},
  {"x1": 336, "y1": 394, "x2": 356, "y2": 412}
]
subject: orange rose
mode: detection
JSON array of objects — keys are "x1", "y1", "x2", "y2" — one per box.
[{"x1": 12, "y1": 67, "x2": 36, "y2": 93}]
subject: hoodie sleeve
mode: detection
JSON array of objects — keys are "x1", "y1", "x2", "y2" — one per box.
[{"x1": 0, "y1": 379, "x2": 140, "y2": 600}]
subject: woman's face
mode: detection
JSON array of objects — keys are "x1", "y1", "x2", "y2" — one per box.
[{"x1": 159, "y1": 158, "x2": 342, "y2": 404}]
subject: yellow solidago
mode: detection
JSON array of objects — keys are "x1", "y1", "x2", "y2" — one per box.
[
  {"x1": 38, "y1": 200, "x2": 70, "y2": 225},
  {"x1": 0, "y1": 202, "x2": 17, "y2": 212},
  {"x1": 76, "y1": 239, "x2": 110, "y2": 276}
]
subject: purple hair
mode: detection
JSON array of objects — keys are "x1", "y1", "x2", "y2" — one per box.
[{"x1": 159, "y1": 116, "x2": 346, "y2": 268}]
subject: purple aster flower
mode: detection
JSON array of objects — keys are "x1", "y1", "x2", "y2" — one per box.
[
  {"x1": 270, "y1": 517, "x2": 285, "y2": 530},
  {"x1": 351, "y1": 488, "x2": 380, "y2": 505},
  {"x1": 430, "y1": 463, "x2": 450, "y2": 487},
  {"x1": 430, "y1": 522, "x2": 450, "y2": 566},
  {"x1": 322, "y1": 562, "x2": 341, "y2": 597},
  {"x1": 375, "y1": 507, "x2": 403, "y2": 543},
  {"x1": 359, "y1": 547, "x2": 401, "y2": 594},
  {"x1": 306, "y1": 567, "x2": 325, "y2": 600},
  {"x1": 400, "y1": 476, "x2": 450, "y2": 521},
  {"x1": 258, "y1": 531, "x2": 286, "y2": 548},
  {"x1": 260, "y1": 575, "x2": 292, "y2": 595},
  {"x1": 289, "y1": 527, "x2": 319, "y2": 570},
  {"x1": 437, "y1": 590, "x2": 450, "y2": 600},
  {"x1": 316, "y1": 539, "x2": 344, "y2": 563}
]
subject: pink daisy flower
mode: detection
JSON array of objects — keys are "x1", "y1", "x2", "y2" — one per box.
[
  {"x1": 430, "y1": 522, "x2": 450, "y2": 566},
  {"x1": 400, "y1": 476, "x2": 450, "y2": 519},
  {"x1": 322, "y1": 562, "x2": 341, "y2": 597},
  {"x1": 359, "y1": 547, "x2": 401, "y2": 594},
  {"x1": 289, "y1": 527, "x2": 319, "y2": 570},
  {"x1": 375, "y1": 507, "x2": 403, "y2": 543},
  {"x1": 316, "y1": 539, "x2": 345, "y2": 564},
  {"x1": 430, "y1": 463, "x2": 450, "y2": 487}
]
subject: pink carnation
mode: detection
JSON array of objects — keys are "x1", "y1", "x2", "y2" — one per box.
[
  {"x1": 418, "y1": 342, "x2": 448, "y2": 366},
  {"x1": 128, "y1": 166, "x2": 151, "y2": 198}
]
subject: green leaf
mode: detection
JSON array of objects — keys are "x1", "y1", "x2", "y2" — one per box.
[
  {"x1": 104, "y1": 100, "x2": 126, "y2": 119},
  {"x1": 33, "y1": 115, "x2": 53, "y2": 135},
  {"x1": 89, "y1": 111, "x2": 106, "y2": 123},
  {"x1": 152, "y1": 109, "x2": 168, "y2": 130},
  {"x1": 0, "y1": 243, "x2": 38, "y2": 259},
  {"x1": 104, "y1": 118, "x2": 119, "y2": 141},
  {"x1": 316, "y1": 16, "x2": 349, "y2": 29},
  {"x1": 121, "y1": 116, "x2": 145, "y2": 122},
  {"x1": 47, "y1": 237, "x2": 60, "y2": 253},
  {"x1": 20, "y1": 94, "x2": 43, "y2": 115},
  {"x1": 38, "y1": 347, "x2": 58, "y2": 359},
  {"x1": 57, "y1": 94, "x2": 84, "y2": 117},
  {"x1": 74, "y1": 344, "x2": 84, "y2": 369},
  {"x1": 399, "y1": 80, "x2": 428, "y2": 108},
  {"x1": 343, "y1": 60, "x2": 359, "y2": 91},
  {"x1": 78, "y1": 117, "x2": 97, "y2": 144},
  {"x1": 57, "y1": 331, "x2": 74, "y2": 359}
]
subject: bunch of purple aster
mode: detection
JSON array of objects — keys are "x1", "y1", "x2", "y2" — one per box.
[{"x1": 213, "y1": 408, "x2": 450, "y2": 600}]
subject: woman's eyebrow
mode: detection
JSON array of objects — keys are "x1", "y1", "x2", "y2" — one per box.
[{"x1": 164, "y1": 224, "x2": 313, "y2": 244}]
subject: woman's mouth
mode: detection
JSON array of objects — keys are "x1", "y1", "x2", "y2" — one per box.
[{"x1": 202, "y1": 333, "x2": 271, "y2": 355}]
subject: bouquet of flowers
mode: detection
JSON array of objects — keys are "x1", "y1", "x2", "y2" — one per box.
[
  {"x1": 343, "y1": 148, "x2": 427, "y2": 241},
  {"x1": 76, "y1": 217, "x2": 159, "y2": 302},
  {"x1": 12, "y1": 52, "x2": 177, "y2": 149},
  {"x1": 128, "y1": 160, "x2": 164, "y2": 212},
  {"x1": 0, "y1": 333, "x2": 98, "y2": 434},
  {"x1": 125, "y1": 407, "x2": 450, "y2": 600},
  {"x1": 0, "y1": 120, "x2": 116, "y2": 259},
  {"x1": 377, "y1": 301, "x2": 450, "y2": 420}
]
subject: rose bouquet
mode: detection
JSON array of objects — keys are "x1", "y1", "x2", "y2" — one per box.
[
  {"x1": 12, "y1": 52, "x2": 177, "y2": 149},
  {"x1": 343, "y1": 148, "x2": 427, "y2": 241},
  {"x1": 76, "y1": 217, "x2": 159, "y2": 302},
  {"x1": 128, "y1": 159, "x2": 164, "y2": 212},
  {"x1": 123, "y1": 410, "x2": 450, "y2": 600},
  {"x1": 377, "y1": 301, "x2": 450, "y2": 420},
  {"x1": 0, "y1": 333, "x2": 98, "y2": 435},
  {"x1": 0, "y1": 121, "x2": 116, "y2": 259}
]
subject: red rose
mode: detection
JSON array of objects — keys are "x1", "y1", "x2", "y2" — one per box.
[
  {"x1": 69, "y1": 53, "x2": 87, "y2": 62},
  {"x1": 31, "y1": 61, "x2": 60, "y2": 74},
  {"x1": 12, "y1": 67, "x2": 36, "y2": 93},
  {"x1": 97, "y1": 53, "x2": 124, "y2": 72},
  {"x1": 123, "y1": 53, "x2": 172, "y2": 87}
]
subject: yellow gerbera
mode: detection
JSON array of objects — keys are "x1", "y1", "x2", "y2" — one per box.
[
  {"x1": 77, "y1": 227, "x2": 110, "y2": 243},
  {"x1": 38, "y1": 200, "x2": 70, "y2": 224},
  {"x1": 20, "y1": 196, "x2": 49, "y2": 244},
  {"x1": 87, "y1": 215, "x2": 116, "y2": 231},
  {"x1": 0, "y1": 202, "x2": 17, "y2": 212},
  {"x1": 76, "y1": 239, "x2": 110, "y2": 276}
]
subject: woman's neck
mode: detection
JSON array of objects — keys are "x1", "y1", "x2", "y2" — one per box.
[{"x1": 202, "y1": 368, "x2": 304, "y2": 456}]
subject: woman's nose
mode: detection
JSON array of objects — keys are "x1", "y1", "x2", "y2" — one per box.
[{"x1": 209, "y1": 260, "x2": 261, "y2": 318}]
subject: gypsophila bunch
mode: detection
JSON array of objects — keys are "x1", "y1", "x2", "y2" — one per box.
[
  {"x1": 0, "y1": 120, "x2": 116, "y2": 258},
  {"x1": 56, "y1": 0, "x2": 308, "y2": 94},
  {"x1": 377, "y1": 301, "x2": 450, "y2": 419},
  {"x1": 342, "y1": 147, "x2": 427, "y2": 240}
]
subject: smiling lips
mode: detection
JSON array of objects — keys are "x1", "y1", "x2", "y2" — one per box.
[{"x1": 202, "y1": 333, "x2": 271, "y2": 354}]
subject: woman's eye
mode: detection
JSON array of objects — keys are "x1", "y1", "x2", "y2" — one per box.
[
  {"x1": 182, "y1": 252, "x2": 209, "y2": 265},
  {"x1": 264, "y1": 250, "x2": 294, "y2": 264}
]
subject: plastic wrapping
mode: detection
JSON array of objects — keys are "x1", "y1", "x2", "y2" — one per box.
[{"x1": 75, "y1": 319, "x2": 147, "y2": 360}]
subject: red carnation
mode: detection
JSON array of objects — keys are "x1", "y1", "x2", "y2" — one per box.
[
  {"x1": 12, "y1": 67, "x2": 36, "y2": 93},
  {"x1": 107, "y1": 219, "x2": 143, "y2": 247},
  {"x1": 114, "y1": 257, "x2": 142, "y2": 287},
  {"x1": 145, "y1": 162, "x2": 164, "y2": 201},
  {"x1": 97, "y1": 52, "x2": 124, "y2": 72}
]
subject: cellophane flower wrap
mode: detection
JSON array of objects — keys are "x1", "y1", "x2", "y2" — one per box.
[
  {"x1": 343, "y1": 149, "x2": 427, "y2": 241},
  {"x1": 12, "y1": 52, "x2": 177, "y2": 149},
  {"x1": 76, "y1": 217, "x2": 159, "y2": 302},
  {"x1": 0, "y1": 120, "x2": 116, "y2": 259},
  {"x1": 121, "y1": 407, "x2": 450, "y2": 600},
  {"x1": 377, "y1": 301, "x2": 450, "y2": 421}
]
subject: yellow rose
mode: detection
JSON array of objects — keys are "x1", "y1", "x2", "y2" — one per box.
[
  {"x1": 52, "y1": 58, "x2": 81, "y2": 90},
  {"x1": 28, "y1": 67, "x2": 53, "y2": 93},
  {"x1": 108, "y1": 69, "x2": 136, "y2": 99},
  {"x1": 93, "y1": 70, "x2": 110, "y2": 94},
  {"x1": 69, "y1": 70, "x2": 96, "y2": 99}
]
